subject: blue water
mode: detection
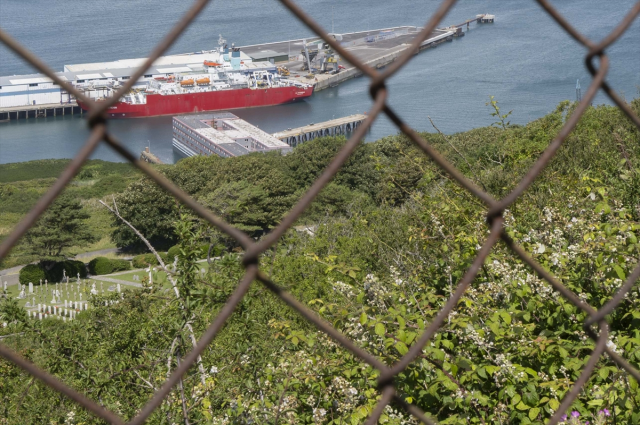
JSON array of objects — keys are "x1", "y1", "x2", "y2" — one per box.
[{"x1": 0, "y1": 0, "x2": 638, "y2": 164}]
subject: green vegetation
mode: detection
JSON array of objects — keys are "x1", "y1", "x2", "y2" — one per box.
[
  {"x1": 0, "y1": 159, "x2": 135, "y2": 184},
  {"x1": 0, "y1": 160, "x2": 139, "y2": 268},
  {"x1": 18, "y1": 260, "x2": 88, "y2": 285},
  {"x1": 25, "y1": 194, "x2": 97, "y2": 260},
  {"x1": 132, "y1": 253, "x2": 169, "y2": 268},
  {"x1": 87, "y1": 256, "x2": 131, "y2": 275},
  {"x1": 17, "y1": 263, "x2": 45, "y2": 285},
  {"x1": 1, "y1": 99, "x2": 640, "y2": 424}
]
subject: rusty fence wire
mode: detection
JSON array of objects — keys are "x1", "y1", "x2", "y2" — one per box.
[{"x1": 2, "y1": 0, "x2": 640, "y2": 423}]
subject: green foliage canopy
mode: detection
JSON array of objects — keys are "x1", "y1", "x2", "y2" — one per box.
[{"x1": 24, "y1": 194, "x2": 97, "y2": 259}]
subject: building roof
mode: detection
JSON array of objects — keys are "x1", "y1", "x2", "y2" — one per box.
[
  {"x1": 174, "y1": 112, "x2": 238, "y2": 129},
  {"x1": 173, "y1": 112, "x2": 290, "y2": 157},
  {"x1": 248, "y1": 50, "x2": 288, "y2": 60},
  {"x1": 219, "y1": 143, "x2": 250, "y2": 157},
  {"x1": 1, "y1": 58, "x2": 275, "y2": 88},
  {"x1": 195, "y1": 128, "x2": 238, "y2": 145},
  {"x1": 224, "y1": 119, "x2": 290, "y2": 148},
  {"x1": 63, "y1": 51, "x2": 252, "y2": 73}
]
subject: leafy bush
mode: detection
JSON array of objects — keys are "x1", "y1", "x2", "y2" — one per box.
[
  {"x1": 20, "y1": 260, "x2": 88, "y2": 284},
  {"x1": 18, "y1": 264, "x2": 45, "y2": 285},
  {"x1": 167, "y1": 243, "x2": 222, "y2": 261},
  {"x1": 87, "y1": 257, "x2": 130, "y2": 275},
  {"x1": 132, "y1": 253, "x2": 168, "y2": 269},
  {"x1": 88, "y1": 257, "x2": 113, "y2": 275},
  {"x1": 49, "y1": 260, "x2": 87, "y2": 281},
  {"x1": 167, "y1": 245, "x2": 180, "y2": 260},
  {"x1": 110, "y1": 259, "x2": 131, "y2": 272},
  {"x1": 198, "y1": 243, "x2": 212, "y2": 257}
]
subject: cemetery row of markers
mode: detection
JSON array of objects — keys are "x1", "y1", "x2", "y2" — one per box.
[
  {"x1": 28, "y1": 298, "x2": 121, "y2": 321},
  {"x1": 3, "y1": 272, "x2": 127, "y2": 323}
]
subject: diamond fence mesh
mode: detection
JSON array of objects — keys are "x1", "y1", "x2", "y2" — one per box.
[{"x1": 1, "y1": 0, "x2": 640, "y2": 424}]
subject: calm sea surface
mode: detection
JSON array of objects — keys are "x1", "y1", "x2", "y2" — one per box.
[{"x1": 0, "y1": 0, "x2": 638, "y2": 164}]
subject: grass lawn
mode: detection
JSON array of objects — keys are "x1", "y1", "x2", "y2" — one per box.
[
  {"x1": 104, "y1": 260, "x2": 211, "y2": 284},
  {"x1": 3, "y1": 282, "x2": 91, "y2": 310}
]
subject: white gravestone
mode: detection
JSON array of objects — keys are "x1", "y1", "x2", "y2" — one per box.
[
  {"x1": 117, "y1": 283, "x2": 121, "y2": 293},
  {"x1": 90, "y1": 283, "x2": 97, "y2": 295}
]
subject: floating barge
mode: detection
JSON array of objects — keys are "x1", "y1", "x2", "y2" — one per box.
[{"x1": 172, "y1": 112, "x2": 292, "y2": 158}]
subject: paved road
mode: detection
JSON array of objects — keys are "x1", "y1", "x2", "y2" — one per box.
[{"x1": 96, "y1": 276, "x2": 142, "y2": 288}]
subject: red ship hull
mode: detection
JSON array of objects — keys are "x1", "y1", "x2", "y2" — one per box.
[{"x1": 78, "y1": 85, "x2": 314, "y2": 118}]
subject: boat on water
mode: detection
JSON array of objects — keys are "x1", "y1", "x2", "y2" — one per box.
[{"x1": 77, "y1": 36, "x2": 313, "y2": 118}]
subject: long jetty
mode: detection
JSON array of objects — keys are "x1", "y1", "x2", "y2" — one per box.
[
  {"x1": 278, "y1": 15, "x2": 493, "y2": 91},
  {"x1": 0, "y1": 102, "x2": 82, "y2": 122},
  {"x1": 273, "y1": 114, "x2": 368, "y2": 146}
]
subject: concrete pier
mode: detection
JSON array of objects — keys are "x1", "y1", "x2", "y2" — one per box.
[
  {"x1": 273, "y1": 114, "x2": 368, "y2": 147},
  {"x1": 265, "y1": 23, "x2": 478, "y2": 91},
  {"x1": 0, "y1": 102, "x2": 81, "y2": 122}
]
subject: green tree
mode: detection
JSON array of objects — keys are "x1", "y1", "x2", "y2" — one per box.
[
  {"x1": 112, "y1": 178, "x2": 177, "y2": 249},
  {"x1": 200, "y1": 180, "x2": 274, "y2": 234},
  {"x1": 25, "y1": 194, "x2": 97, "y2": 260}
]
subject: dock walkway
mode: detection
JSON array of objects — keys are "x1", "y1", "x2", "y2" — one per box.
[
  {"x1": 273, "y1": 114, "x2": 368, "y2": 146},
  {"x1": 0, "y1": 102, "x2": 81, "y2": 121},
  {"x1": 284, "y1": 27, "x2": 457, "y2": 91}
]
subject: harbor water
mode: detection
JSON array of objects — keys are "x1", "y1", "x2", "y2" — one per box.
[{"x1": 0, "y1": 0, "x2": 638, "y2": 164}]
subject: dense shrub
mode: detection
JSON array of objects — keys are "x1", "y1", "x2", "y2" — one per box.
[
  {"x1": 110, "y1": 259, "x2": 132, "y2": 272},
  {"x1": 167, "y1": 245, "x2": 180, "y2": 260},
  {"x1": 18, "y1": 264, "x2": 45, "y2": 285},
  {"x1": 202, "y1": 243, "x2": 224, "y2": 258},
  {"x1": 18, "y1": 260, "x2": 87, "y2": 284},
  {"x1": 167, "y1": 243, "x2": 223, "y2": 261},
  {"x1": 88, "y1": 257, "x2": 113, "y2": 275},
  {"x1": 48, "y1": 260, "x2": 87, "y2": 282},
  {"x1": 132, "y1": 253, "x2": 168, "y2": 269}
]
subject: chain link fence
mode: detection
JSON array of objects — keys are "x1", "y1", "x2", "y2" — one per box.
[{"x1": 1, "y1": 0, "x2": 640, "y2": 423}]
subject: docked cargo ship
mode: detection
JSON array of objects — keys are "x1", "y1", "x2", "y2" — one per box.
[{"x1": 77, "y1": 37, "x2": 313, "y2": 118}]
